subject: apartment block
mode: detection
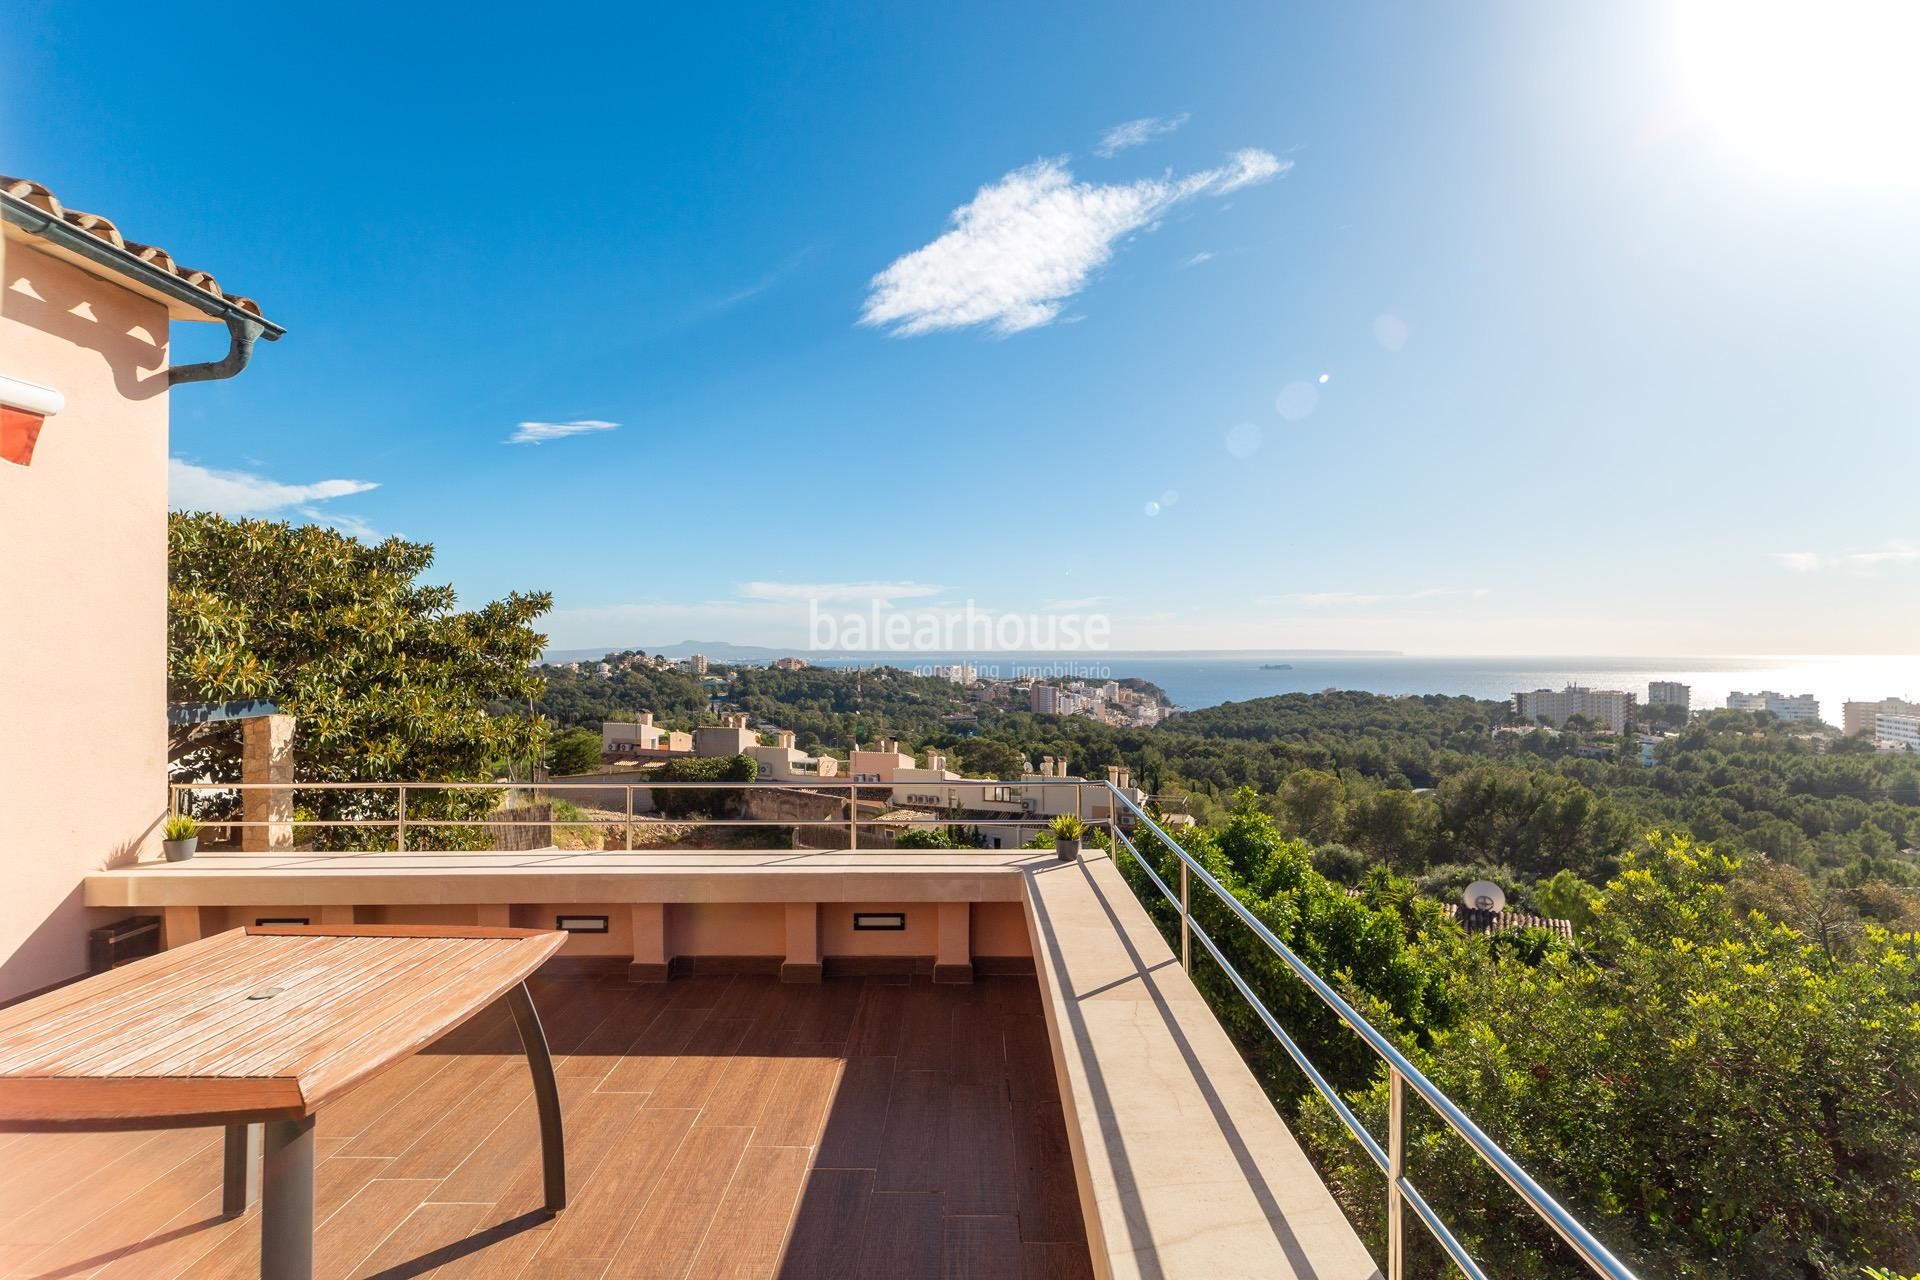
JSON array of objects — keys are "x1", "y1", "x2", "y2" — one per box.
[
  {"x1": 1727, "y1": 690, "x2": 1820, "y2": 722},
  {"x1": 1845, "y1": 697, "x2": 1920, "y2": 737},
  {"x1": 1647, "y1": 681, "x2": 1691, "y2": 712},
  {"x1": 1512, "y1": 685, "x2": 1632, "y2": 733},
  {"x1": 1876, "y1": 713, "x2": 1920, "y2": 752}
]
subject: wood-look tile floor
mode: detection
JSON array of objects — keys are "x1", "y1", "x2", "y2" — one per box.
[{"x1": 0, "y1": 974, "x2": 1092, "y2": 1280}]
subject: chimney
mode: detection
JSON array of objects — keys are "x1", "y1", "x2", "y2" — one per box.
[
  {"x1": 1041, "y1": 755, "x2": 1056, "y2": 778},
  {"x1": 926, "y1": 752, "x2": 945, "y2": 772},
  {"x1": 638, "y1": 710, "x2": 654, "y2": 727},
  {"x1": 1118, "y1": 767, "x2": 1132, "y2": 790},
  {"x1": 776, "y1": 730, "x2": 796, "y2": 749}
]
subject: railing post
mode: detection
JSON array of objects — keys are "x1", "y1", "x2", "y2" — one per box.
[
  {"x1": 1388, "y1": 1066, "x2": 1406, "y2": 1280},
  {"x1": 848, "y1": 783, "x2": 858, "y2": 850},
  {"x1": 1180, "y1": 858, "x2": 1191, "y2": 973},
  {"x1": 624, "y1": 786, "x2": 633, "y2": 851},
  {"x1": 396, "y1": 784, "x2": 406, "y2": 853}
]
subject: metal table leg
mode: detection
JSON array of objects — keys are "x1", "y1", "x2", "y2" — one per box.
[
  {"x1": 222, "y1": 1122, "x2": 260, "y2": 1215},
  {"x1": 507, "y1": 981, "x2": 566, "y2": 1214},
  {"x1": 260, "y1": 1114, "x2": 315, "y2": 1280}
]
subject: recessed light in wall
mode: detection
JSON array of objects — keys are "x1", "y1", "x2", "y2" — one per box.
[
  {"x1": 556, "y1": 914, "x2": 610, "y2": 934},
  {"x1": 853, "y1": 912, "x2": 906, "y2": 931}
]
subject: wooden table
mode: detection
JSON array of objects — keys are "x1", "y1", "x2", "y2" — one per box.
[{"x1": 0, "y1": 923, "x2": 569, "y2": 1280}]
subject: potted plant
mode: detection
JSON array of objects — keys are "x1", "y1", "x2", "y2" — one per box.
[
  {"x1": 1050, "y1": 813, "x2": 1085, "y2": 861},
  {"x1": 162, "y1": 813, "x2": 200, "y2": 862}
]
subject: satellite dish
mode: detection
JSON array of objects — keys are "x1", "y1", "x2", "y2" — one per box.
[{"x1": 1463, "y1": 880, "x2": 1507, "y2": 913}]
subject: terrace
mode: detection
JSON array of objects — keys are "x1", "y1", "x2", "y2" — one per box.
[{"x1": 55, "y1": 779, "x2": 1637, "y2": 1280}]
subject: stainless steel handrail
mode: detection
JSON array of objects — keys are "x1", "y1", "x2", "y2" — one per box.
[{"x1": 1103, "y1": 784, "x2": 1635, "y2": 1280}]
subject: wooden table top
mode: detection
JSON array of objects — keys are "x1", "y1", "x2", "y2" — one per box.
[{"x1": 0, "y1": 924, "x2": 565, "y2": 1131}]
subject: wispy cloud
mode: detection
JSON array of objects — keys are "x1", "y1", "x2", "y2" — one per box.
[
  {"x1": 1182, "y1": 251, "x2": 1215, "y2": 268},
  {"x1": 1773, "y1": 543, "x2": 1920, "y2": 575},
  {"x1": 507, "y1": 419, "x2": 619, "y2": 445},
  {"x1": 168, "y1": 458, "x2": 383, "y2": 539},
  {"x1": 1096, "y1": 113, "x2": 1190, "y2": 158},
  {"x1": 1271, "y1": 587, "x2": 1493, "y2": 608},
  {"x1": 861, "y1": 150, "x2": 1288, "y2": 336},
  {"x1": 738, "y1": 580, "x2": 945, "y2": 603},
  {"x1": 169, "y1": 458, "x2": 377, "y2": 514}
]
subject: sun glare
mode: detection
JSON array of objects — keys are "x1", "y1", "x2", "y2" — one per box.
[{"x1": 1675, "y1": 0, "x2": 1920, "y2": 186}]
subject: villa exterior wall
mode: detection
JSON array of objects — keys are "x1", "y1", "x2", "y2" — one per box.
[{"x1": 0, "y1": 238, "x2": 171, "y2": 999}]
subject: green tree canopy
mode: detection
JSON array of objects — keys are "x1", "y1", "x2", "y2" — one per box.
[{"x1": 169, "y1": 513, "x2": 551, "y2": 846}]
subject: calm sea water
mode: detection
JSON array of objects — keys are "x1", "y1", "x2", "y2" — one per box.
[{"x1": 808, "y1": 652, "x2": 1920, "y2": 719}]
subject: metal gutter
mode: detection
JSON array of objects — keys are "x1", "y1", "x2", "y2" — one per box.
[{"x1": 0, "y1": 188, "x2": 286, "y2": 341}]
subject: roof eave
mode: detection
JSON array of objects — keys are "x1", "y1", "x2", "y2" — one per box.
[{"x1": 1, "y1": 189, "x2": 285, "y2": 340}]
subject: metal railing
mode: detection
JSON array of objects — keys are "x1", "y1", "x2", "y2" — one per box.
[
  {"x1": 1100, "y1": 785, "x2": 1636, "y2": 1280},
  {"x1": 166, "y1": 777, "x2": 1111, "y2": 852},
  {"x1": 169, "y1": 772, "x2": 1635, "y2": 1277}
]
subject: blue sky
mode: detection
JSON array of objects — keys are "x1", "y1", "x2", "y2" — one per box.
[{"x1": 9, "y1": 1, "x2": 1919, "y2": 654}]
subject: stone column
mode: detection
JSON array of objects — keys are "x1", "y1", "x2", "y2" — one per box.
[{"x1": 241, "y1": 714, "x2": 296, "y2": 852}]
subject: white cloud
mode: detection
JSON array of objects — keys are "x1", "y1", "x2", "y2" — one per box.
[
  {"x1": 1183, "y1": 251, "x2": 1215, "y2": 267},
  {"x1": 1095, "y1": 113, "x2": 1190, "y2": 158},
  {"x1": 168, "y1": 458, "x2": 378, "y2": 515},
  {"x1": 860, "y1": 151, "x2": 1289, "y2": 336},
  {"x1": 738, "y1": 580, "x2": 944, "y2": 603},
  {"x1": 1772, "y1": 543, "x2": 1920, "y2": 575},
  {"x1": 507, "y1": 419, "x2": 619, "y2": 445},
  {"x1": 1272, "y1": 587, "x2": 1492, "y2": 608}
]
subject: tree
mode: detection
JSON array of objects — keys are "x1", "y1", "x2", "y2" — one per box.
[
  {"x1": 958, "y1": 737, "x2": 1029, "y2": 780},
  {"x1": 545, "y1": 727, "x2": 604, "y2": 777},
  {"x1": 1299, "y1": 835, "x2": 1920, "y2": 1278},
  {"x1": 1278, "y1": 769, "x2": 1347, "y2": 844},
  {"x1": 168, "y1": 513, "x2": 551, "y2": 847}
]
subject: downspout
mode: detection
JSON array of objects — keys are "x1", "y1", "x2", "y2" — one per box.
[{"x1": 168, "y1": 312, "x2": 267, "y2": 386}]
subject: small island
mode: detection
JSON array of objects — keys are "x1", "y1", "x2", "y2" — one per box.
[{"x1": 1259, "y1": 662, "x2": 1294, "y2": 670}]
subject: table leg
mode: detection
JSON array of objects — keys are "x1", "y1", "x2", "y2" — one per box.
[
  {"x1": 507, "y1": 980, "x2": 566, "y2": 1214},
  {"x1": 260, "y1": 1114, "x2": 315, "y2": 1280},
  {"x1": 222, "y1": 1122, "x2": 260, "y2": 1215}
]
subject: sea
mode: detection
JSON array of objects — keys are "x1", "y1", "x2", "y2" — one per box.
[{"x1": 804, "y1": 652, "x2": 1920, "y2": 719}]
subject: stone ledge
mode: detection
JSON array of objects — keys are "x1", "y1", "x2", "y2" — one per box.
[{"x1": 1022, "y1": 853, "x2": 1382, "y2": 1280}]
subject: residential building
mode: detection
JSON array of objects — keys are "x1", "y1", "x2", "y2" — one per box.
[
  {"x1": 1, "y1": 175, "x2": 281, "y2": 997},
  {"x1": 1845, "y1": 697, "x2": 1920, "y2": 737},
  {"x1": 1512, "y1": 685, "x2": 1632, "y2": 733},
  {"x1": 601, "y1": 713, "x2": 691, "y2": 756},
  {"x1": 1727, "y1": 690, "x2": 1821, "y2": 722},
  {"x1": 685, "y1": 652, "x2": 709, "y2": 674},
  {"x1": 1647, "y1": 681, "x2": 1691, "y2": 713},
  {"x1": 1030, "y1": 683, "x2": 1064, "y2": 714},
  {"x1": 848, "y1": 737, "x2": 918, "y2": 782},
  {"x1": 771, "y1": 655, "x2": 808, "y2": 670},
  {"x1": 692, "y1": 710, "x2": 757, "y2": 757},
  {"x1": 1877, "y1": 713, "x2": 1920, "y2": 753},
  {"x1": 745, "y1": 729, "x2": 841, "y2": 781}
]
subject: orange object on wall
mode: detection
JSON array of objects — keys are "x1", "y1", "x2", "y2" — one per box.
[{"x1": 1, "y1": 406, "x2": 45, "y2": 466}]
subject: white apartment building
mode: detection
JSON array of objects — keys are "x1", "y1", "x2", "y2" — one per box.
[
  {"x1": 1727, "y1": 691, "x2": 1820, "y2": 723},
  {"x1": 1030, "y1": 684, "x2": 1063, "y2": 714},
  {"x1": 1876, "y1": 713, "x2": 1920, "y2": 753},
  {"x1": 1845, "y1": 697, "x2": 1920, "y2": 737},
  {"x1": 1512, "y1": 685, "x2": 1632, "y2": 733},
  {"x1": 1647, "y1": 681, "x2": 1691, "y2": 712}
]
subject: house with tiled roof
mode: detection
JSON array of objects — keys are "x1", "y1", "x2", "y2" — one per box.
[{"x1": 0, "y1": 175, "x2": 281, "y2": 997}]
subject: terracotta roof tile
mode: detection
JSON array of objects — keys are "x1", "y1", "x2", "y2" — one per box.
[{"x1": 0, "y1": 175, "x2": 264, "y2": 318}]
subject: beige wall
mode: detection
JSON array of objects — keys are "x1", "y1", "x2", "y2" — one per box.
[{"x1": 0, "y1": 238, "x2": 171, "y2": 999}]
